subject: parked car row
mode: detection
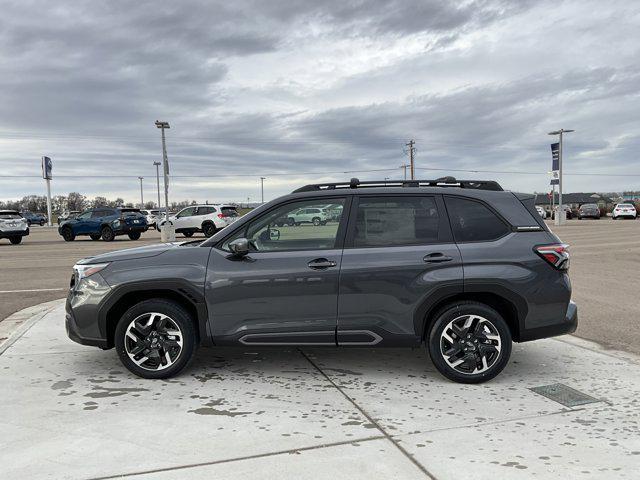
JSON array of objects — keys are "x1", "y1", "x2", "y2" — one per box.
[{"x1": 534, "y1": 203, "x2": 638, "y2": 220}]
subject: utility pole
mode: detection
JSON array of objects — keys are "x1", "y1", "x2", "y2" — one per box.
[
  {"x1": 155, "y1": 120, "x2": 173, "y2": 241},
  {"x1": 548, "y1": 128, "x2": 574, "y2": 225},
  {"x1": 138, "y1": 177, "x2": 144, "y2": 209},
  {"x1": 260, "y1": 177, "x2": 265, "y2": 204},
  {"x1": 405, "y1": 140, "x2": 416, "y2": 179},
  {"x1": 153, "y1": 161, "x2": 161, "y2": 209}
]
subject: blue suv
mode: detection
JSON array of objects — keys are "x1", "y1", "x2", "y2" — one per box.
[{"x1": 58, "y1": 207, "x2": 148, "y2": 242}]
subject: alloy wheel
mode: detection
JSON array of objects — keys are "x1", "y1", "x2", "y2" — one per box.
[
  {"x1": 440, "y1": 314, "x2": 502, "y2": 375},
  {"x1": 124, "y1": 312, "x2": 184, "y2": 371}
]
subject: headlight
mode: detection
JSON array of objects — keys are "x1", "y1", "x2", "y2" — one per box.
[
  {"x1": 73, "y1": 263, "x2": 110, "y2": 281},
  {"x1": 113, "y1": 219, "x2": 121, "y2": 227}
]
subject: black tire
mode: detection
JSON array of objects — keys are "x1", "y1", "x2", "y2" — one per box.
[
  {"x1": 39, "y1": 220, "x2": 45, "y2": 226},
  {"x1": 427, "y1": 301, "x2": 512, "y2": 384},
  {"x1": 312, "y1": 217, "x2": 321, "y2": 226},
  {"x1": 101, "y1": 226, "x2": 115, "y2": 242},
  {"x1": 114, "y1": 299, "x2": 197, "y2": 379},
  {"x1": 287, "y1": 218, "x2": 295, "y2": 226},
  {"x1": 128, "y1": 232, "x2": 141, "y2": 240},
  {"x1": 90, "y1": 234, "x2": 101, "y2": 241},
  {"x1": 202, "y1": 222, "x2": 216, "y2": 238},
  {"x1": 183, "y1": 231, "x2": 194, "y2": 238},
  {"x1": 61, "y1": 226, "x2": 75, "y2": 242},
  {"x1": 9, "y1": 236, "x2": 22, "y2": 244}
]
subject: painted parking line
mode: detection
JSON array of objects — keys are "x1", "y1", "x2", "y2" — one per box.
[{"x1": 0, "y1": 288, "x2": 66, "y2": 294}]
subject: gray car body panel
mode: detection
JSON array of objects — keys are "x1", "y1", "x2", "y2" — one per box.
[{"x1": 65, "y1": 185, "x2": 576, "y2": 350}]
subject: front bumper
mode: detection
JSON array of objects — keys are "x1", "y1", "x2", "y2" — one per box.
[
  {"x1": 65, "y1": 273, "x2": 112, "y2": 349},
  {"x1": 0, "y1": 227, "x2": 29, "y2": 239},
  {"x1": 519, "y1": 301, "x2": 578, "y2": 342}
]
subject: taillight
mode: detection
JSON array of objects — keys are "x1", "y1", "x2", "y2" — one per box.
[
  {"x1": 534, "y1": 244, "x2": 570, "y2": 270},
  {"x1": 217, "y1": 213, "x2": 227, "y2": 219}
]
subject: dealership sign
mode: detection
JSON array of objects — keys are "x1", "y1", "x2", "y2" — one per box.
[
  {"x1": 41, "y1": 156, "x2": 52, "y2": 180},
  {"x1": 550, "y1": 143, "x2": 559, "y2": 185}
]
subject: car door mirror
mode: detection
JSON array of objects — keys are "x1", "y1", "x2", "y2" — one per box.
[{"x1": 228, "y1": 238, "x2": 250, "y2": 256}]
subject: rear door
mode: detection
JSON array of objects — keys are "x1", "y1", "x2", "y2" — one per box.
[{"x1": 337, "y1": 195, "x2": 463, "y2": 346}]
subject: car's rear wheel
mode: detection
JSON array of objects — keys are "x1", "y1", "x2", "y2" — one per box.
[
  {"x1": 202, "y1": 223, "x2": 216, "y2": 238},
  {"x1": 61, "y1": 226, "x2": 75, "y2": 241},
  {"x1": 39, "y1": 220, "x2": 45, "y2": 226},
  {"x1": 183, "y1": 231, "x2": 194, "y2": 237},
  {"x1": 90, "y1": 234, "x2": 101, "y2": 241},
  {"x1": 287, "y1": 218, "x2": 295, "y2": 226},
  {"x1": 101, "y1": 226, "x2": 115, "y2": 241},
  {"x1": 427, "y1": 302, "x2": 512, "y2": 384},
  {"x1": 312, "y1": 217, "x2": 321, "y2": 226},
  {"x1": 9, "y1": 236, "x2": 22, "y2": 244},
  {"x1": 114, "y1": 299, "x2": 197, "y2": 379},
  {"x1": 128, "y1": 232, "x2": 141, "y2": 240}
]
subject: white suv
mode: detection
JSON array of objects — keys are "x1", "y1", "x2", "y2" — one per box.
[
  {"x1": 158, "y1": 204, "x2": 239, "y2": 237},
  {"x1": 289, "y1": 206, "x2": 332, "y2": 226},
  {"x1": 0, "y1": 210, "x2": 29, "y2": 244},
  {"x1": 612, "y1": 203, "x2": 637, "y2": 220}
]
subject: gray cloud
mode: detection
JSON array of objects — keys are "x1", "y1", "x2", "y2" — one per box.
[{"x1": 0, "y1": 0, "x2": 638, "y2": 203}]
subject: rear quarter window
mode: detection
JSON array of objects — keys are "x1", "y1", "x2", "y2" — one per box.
[{"x1": 445, "y1": 196, "x2": 510, "y2": 242}]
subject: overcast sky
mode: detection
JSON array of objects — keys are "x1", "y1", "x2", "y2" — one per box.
[{"x1": 1, "y1": 0, "x2": 638, "y2": 204}]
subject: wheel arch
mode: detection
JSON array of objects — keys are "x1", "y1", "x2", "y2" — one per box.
[
  {"x1": 99, "y1": 282, "x2": 210, "y2": 349},
  {"x1": 418, "y1": 289, "x2": 525, "y2": 343}
]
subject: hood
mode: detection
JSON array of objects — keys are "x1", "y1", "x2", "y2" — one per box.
[{"x1": 77, "y1": 242, "x2": 181, "y2": 264}]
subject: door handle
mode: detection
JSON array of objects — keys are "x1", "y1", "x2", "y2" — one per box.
[
  {"x1": 307, "y1": 258, "x2": 337, "y2": 270},
  {"x1": 423, "y1": 252, "x2": 453, "y2": 263}
]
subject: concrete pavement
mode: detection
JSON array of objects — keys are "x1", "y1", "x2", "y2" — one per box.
[{"x1": 1, "y1": 301, "x2": 638, "y2": 479}]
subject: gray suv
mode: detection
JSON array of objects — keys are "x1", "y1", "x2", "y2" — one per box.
[{"x1": 66, "y1": 178, "x2": 577, "y2": 383}]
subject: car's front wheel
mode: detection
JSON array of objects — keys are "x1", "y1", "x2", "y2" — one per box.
[
  {"x1": 183, "y1": 231, "x2": 194, "y2": 238},
  {"x1": 90, "y1": 234, "x2": 101, "y2": 241},
  {"x1": 61, "y1": 226, "x2": 75, "y2": 241},
  {"x1": 114, "y1": 299, "x2": 197, "y2": 379},
  {"x1": 128, "y1": 232, "x2": 141, "y2": 240},
  {"x1": 427, "y1": 302, "x2": 512, "y2": 384},
  {"x1": 9, "y1": 236, "x2": 22, "y2": 244}
]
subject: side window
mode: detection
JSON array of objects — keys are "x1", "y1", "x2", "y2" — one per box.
[
  {"x1": 222, "y1": 198, "x2": 346, "y2": 252},
  {"x1": 91, "y1": 210, "x2": 105, "y2": 219},
  {"x1": 77, "y1": 211, "x2": 92, "y2": 220},
  {"x1": 353, "y1": 196, "x2": 440, "y2": 247},
  {"x1": 445, "y1": 197, "x2": 510, "y2": 242},
  {"x1": 178, "y1": 207, "x2": 195, "y2": 218}
]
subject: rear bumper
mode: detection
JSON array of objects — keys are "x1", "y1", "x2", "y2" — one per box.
[
  {"x1": 116, "y1": 224, "x2": 148, "y2": 234},
  {"x1": 519, "y1": 301, "x2": 577, "y2": 342},
  {"x1": 0, "y1": 228, "x2": 29, "y2": 238}
]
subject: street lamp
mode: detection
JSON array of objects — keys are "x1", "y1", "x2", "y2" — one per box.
[
  {"x1": 155, "y1": 120, "x2": 173, "y2": 241},
  {"x1": 138, "y1": 176, "x2": 144, "y2": 209},
  {"x1": 548, "y1": 128, "x2": 574, "y2": 225},
  {"x1": 153, "y1": 161, "x2": 161, "y2": 209}
]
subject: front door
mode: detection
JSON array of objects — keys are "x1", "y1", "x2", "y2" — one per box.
[
  {"x1": 174, "y1": 207, "x2": 196, "y2": 231},
  {"x1": 205, "y1": 197, "x2": 349, "y2": 345},
  {"x1": 337, "y1": 195, "x2": 463, "y2": 346}
]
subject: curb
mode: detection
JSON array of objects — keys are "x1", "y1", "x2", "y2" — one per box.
[{"x1": 0, "y1": 299, "x2": 64, "y2": 355}]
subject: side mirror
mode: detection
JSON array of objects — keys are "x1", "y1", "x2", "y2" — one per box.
[{"x1": 228, "y1": 238, "x2": 250, "y2": 256}]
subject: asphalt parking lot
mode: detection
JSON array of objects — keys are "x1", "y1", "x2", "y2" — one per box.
[{"x1": 0, "y1": 218, "x2": 638, "y2": 355}]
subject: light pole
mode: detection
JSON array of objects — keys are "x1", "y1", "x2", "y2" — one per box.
[
  {"x1": 260, "y1": 177, "x2": 265, "y2": 204},
  {"x1": 548, "y1": 128, "x2": 574, "y2": 225},
  {"x1": 138, "y1": 177, "x2": 144, "y2": 209},
  {"x1": 155, "y1": 120, "x2": 173, "y2": 241},
  {"x1": 153, "y1": 161, "x2": 161, "y2": 209}
]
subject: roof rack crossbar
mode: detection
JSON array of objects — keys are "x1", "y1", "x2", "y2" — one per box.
[{"x1": 292, "y1": 177, "x2": 503, "y2": 193}]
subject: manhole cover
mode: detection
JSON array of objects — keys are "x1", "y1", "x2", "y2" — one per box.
[{"x1": 530, "y1": 383, "x2": 600, "y2": 407}]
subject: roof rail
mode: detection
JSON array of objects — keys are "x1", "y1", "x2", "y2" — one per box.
[{"x1": 292, "y1": 176, "x2": 503, "y2": 193}]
